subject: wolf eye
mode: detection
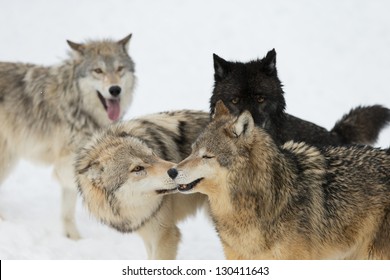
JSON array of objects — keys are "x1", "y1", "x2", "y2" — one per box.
[
  {"x1": 257, "y1": 96, "x2": 265, "y2": 103},
  {"x1": 202, "y1": 155, "x2": 214, "y2": 159},
  {"x1": 132, "y1": 166, "x2": 144, "y2": 172},
  {"x1": 93, "y1": 68, "x2": 103, "y2": 74},
  {"x1": 231, "y1": 97, "x2": 240, "y2": 104},
  {"x1": 117, "y1": 66, "x2": 124, "y2": 72}
]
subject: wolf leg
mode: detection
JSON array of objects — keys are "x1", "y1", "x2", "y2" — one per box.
[
  {"x1": 368, "y1": 209, "x2": 390, "y2": 259},
  {"x1": 137, "y1": 217, "x2": 181, "y2": 260},
  {"x1": 53, "y1": 154, "x2": 81, "y2": 240},
  {"x1": 222, "y1": 242, "x2": 245, "y2": 260},
  {"x1": 0, "y1": 135, "x2": 17, "y2": 184},
  {"x1": 0, "y1": 135, "x2": 18, "y2": 221}
]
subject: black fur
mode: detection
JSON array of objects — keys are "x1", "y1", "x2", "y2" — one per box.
[{"x1": 210, "y1": 50, "x2": 390, "y2": 146}]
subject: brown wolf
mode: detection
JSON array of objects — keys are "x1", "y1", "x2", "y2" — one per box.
[{"x1": 168, "y1": 101, "x2": 390, "y2": 259}]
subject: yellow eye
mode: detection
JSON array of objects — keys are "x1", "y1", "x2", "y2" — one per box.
[
  {"x1": 231, "y1": 97, "x2": 240, "y2": 104},
  {"x1": 132, "y1": 166, "x2": 144, "y2": 172},
  {"x1": 93, "y1": 68, "x2": 103, "y2": 74},
  {"x1": 257, "y1": 96, "x2": 265, "y2": 103}
]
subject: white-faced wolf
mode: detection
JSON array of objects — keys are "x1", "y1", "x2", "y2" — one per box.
[
  {"x1": 169, "y1": 101, "x2": 390, "y2": 259},
  {"x1": 0, "y1": 34, "x2": 136, "y2": 239},
  {"x1": 75, "y1": 110, "x2": 209, "y2": 259}
]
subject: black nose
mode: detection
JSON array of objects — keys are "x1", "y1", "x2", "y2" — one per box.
[
  {"x1": 109, "y1": 86, "x2": 121, "y2": 97},
  {"x1": 167, "y1": 168, "x2": 178, "y2": 179}
]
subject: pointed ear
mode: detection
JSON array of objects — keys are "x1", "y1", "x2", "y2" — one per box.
[
  {"x1": 78, "y1": 161, "x2": 103, "y2": 182},
  {"x1": 213, "y1": 53, "x2": 230, "y2": 81},
  {"x1": 263, "y1": 49, "x2": 277, "y2": 75},
  {"x1": 212, "y1": 100, "x2": 230, "y2": 120},
  {"x1": 117, "y1": 33, "x2": 132, "y2": 52},
  {"x1": 67, "y1": 40, "x2": 85, "y2": 55},
  {"x1": 233, "y1": 111, "x2": 255, "y2": 138}
]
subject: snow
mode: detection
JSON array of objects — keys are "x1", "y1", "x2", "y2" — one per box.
[{"x1": 0, "y1": 0, "x2": 390, "y2": 260}]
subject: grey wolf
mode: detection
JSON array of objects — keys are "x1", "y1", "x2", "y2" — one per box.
[
  {"x1": 168, "y1": 101, "x2": 390, "y2": 259},
  {"x1": 210, "y1": 49, "x2": 390, "y2": 146},
  {"x1": 0, "y1": 34, "x2": 136, "y2": 239},
  {"x1": 75, "y1": 110, "x2": 209, "y2": 259}
]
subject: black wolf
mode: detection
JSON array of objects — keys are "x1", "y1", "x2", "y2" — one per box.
[{"x1": 210, "y1": 49, "x2": 390, "y2": 146}]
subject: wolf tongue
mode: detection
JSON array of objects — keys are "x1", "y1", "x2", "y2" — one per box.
[{"x1": 106, "y1": 99, "x2": 120, "y2": 121}]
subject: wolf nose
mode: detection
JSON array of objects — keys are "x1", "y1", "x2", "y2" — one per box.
[
  {"x1": 167, "y1": 168, "x2": 178, "y2": 179},
  {"x1": 109, "y1": 86, "x2": 121, "y2": 97}
]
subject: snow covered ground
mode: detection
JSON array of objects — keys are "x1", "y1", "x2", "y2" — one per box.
[{"x1": 0, "y1": 0, "x2": 390, "y2": 260}]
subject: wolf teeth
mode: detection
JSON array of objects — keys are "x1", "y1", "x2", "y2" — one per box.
[{"x1": 178, "y1": 178, "x2": 203, "y2": 192}]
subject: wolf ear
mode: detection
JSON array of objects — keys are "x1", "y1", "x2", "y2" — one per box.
[
  {"x1": 78, "y1": 161, "x2": 103, "y2": 182},
  {"x1": 233, "y1": 111, "x2": 255, "y2": 138},
  {"x1": 263, "y1": 49, "x2": 277, "y2": 75},
  {"x1": 213, "y1": 100, "x2": 230, "y2": 120},
  {"x1": 117, "y1": 33, "x2": 132, "y2": 52},
  {"x1": 213, "y1": 54, "x2": 230, "y2": 81},
  {"x1": 67, "y1": 40, "x2": 85, "y2": 55}
]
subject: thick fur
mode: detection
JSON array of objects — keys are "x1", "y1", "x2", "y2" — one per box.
[
  {"x1": 75, "y1": 110, "x2": 210, "y2": 259},
  {"x1": 170, "y1": 101, "x2": 390, "y2": 260},
  {"x1": 0, "y1": 34, "x2": 136, "y2": 239},
  {"x1": 210, "y1": 50, "x2": 390, "y2": 146}
]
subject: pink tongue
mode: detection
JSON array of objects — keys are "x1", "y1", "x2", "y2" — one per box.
[{"x1": 107, "y1": 99, "x2": 121, "y2": 121}]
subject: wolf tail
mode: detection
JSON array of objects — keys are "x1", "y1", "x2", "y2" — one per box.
[{"x1": 331, "y1": 105, "x2": 390, "y2": 145}]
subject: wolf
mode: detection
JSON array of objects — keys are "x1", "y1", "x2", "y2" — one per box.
[
  {"x1": 0, "y1": 34, "x2": 136, "y2": 239},
  {"x1": 210, "y1": 49, "x2": 390, "y2": 146},
  {"x1": 168, "y1": 101, "x2": 390, "y2": 260},
  {"x1": 75, "y1": 110, "x2": 210, "y2": 259}
]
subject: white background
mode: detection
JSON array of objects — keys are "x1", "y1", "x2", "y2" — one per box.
[
  {"x1": 2, "y1": 260, "x2": 390, "y2": 280},
  {"x1": 0, "y1": 0, "x2": 390, "y2": 260}
]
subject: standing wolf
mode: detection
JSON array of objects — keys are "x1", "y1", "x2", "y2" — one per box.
[
  {"x1": 169, "y1": 101, "x2": 390, "y2": 259},
  {"x1": 75, "y1": 110, "x2": 209, "y2": 259},
  {"x1": 0, "y1": 34, "x2": 135, "y2": 239},
  {"x1": 211, "y1": 49, "x2": 390, "y2": 146}
]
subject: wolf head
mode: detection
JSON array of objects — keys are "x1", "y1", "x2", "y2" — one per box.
[
  {"x1": 75, "y1": 126, "x2": 176, "y2": 233},
  {"x1": 67, "y1": 34, "x2": 136, "y2": 125},
  {"x1": 210, "y1": 49, "x2": 285, "y2": 141},
  {"x1": 169, "y1": 101, "x2": 270, "y2": 196}
]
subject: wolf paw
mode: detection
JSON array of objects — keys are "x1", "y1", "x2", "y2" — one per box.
[{"x1": 64, "y1": 225, "x2": 81, "y2": 240}]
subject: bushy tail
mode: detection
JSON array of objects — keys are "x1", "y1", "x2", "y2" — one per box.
[{"x1": 331, "y1": 105, "x2": 390, "y2": 145}]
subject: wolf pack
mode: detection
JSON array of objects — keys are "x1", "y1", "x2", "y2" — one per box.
[{"x1": 1, "y1": 34, "x2": 390, "y2": 260}]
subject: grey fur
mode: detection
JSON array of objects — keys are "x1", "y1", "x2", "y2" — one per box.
[
  {"x1": 0, "y1": 34, "x2": 136, "y2": 239},
  {"x1": 75, "y1": 110, "x2": 210, "y2": 259}
]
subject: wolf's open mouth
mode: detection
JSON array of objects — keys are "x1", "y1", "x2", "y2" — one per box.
[
  {"x1": 156, "y1": 187, "x2": 178, "y2": 195},
  {"x1": 178, "y1": 178, "x2": 204, "y2": 192},
  {"x1": 96, "y1": 91, "x2": 121, "y2": 121}
]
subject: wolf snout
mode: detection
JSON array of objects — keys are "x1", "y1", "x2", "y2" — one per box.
[
  {"x1": 109, "y1": 85, "x2": 121, "y2": 97},
  {"x1": 167, "y1": 168, "x2": 178, "y2": 179}
]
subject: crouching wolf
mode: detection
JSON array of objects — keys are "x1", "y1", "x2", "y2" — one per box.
[
  {"x1": 211, "y1": 50, "x2": 390, "y2": 146},
  {"x1": 0, "y1": 34, "x2": 136, "y2": 239},
  {"x1": 75, "y1": 110, "x2": 209, "y2": 259},
  {"x1": 168, "y1": 101, "x2": 390, "y2": 260}
]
